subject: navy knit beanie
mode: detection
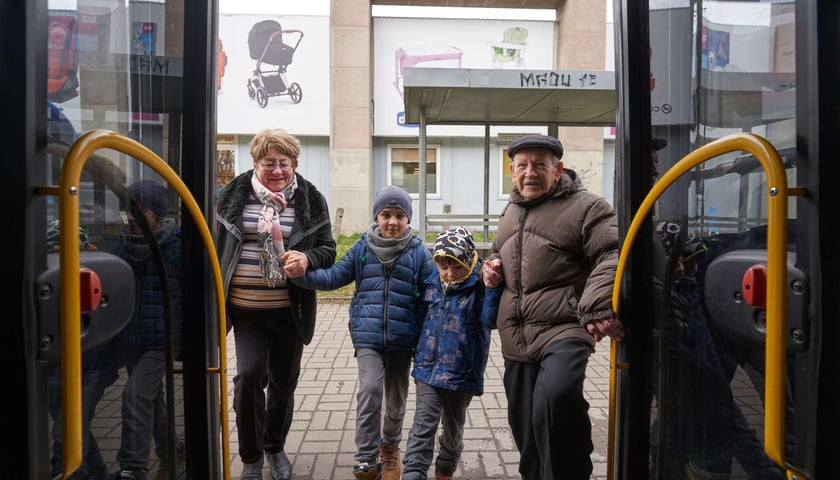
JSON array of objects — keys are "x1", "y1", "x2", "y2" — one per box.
[
  {"x1": 373, "y1": 185, "x2": 412, "y2": 221},
  {"x1": 126, "y1": 180, "x2": 168, "y2": 217}
]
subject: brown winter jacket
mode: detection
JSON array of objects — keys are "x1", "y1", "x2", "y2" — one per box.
[{"x1": 490, "y1": 169, "x2": 618, "y2": 363}]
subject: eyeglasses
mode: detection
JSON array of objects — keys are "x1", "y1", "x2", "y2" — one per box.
[{"x1": 258, "y1": 162, "x2": 293, "y2": 171}]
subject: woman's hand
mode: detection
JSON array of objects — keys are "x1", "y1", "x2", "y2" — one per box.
[{"x1": 281, "y1": 250, "x2": 310, "y2": 279}]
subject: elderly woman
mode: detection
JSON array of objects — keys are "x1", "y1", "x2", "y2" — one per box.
[{"x1": 216, "y1": 128, "x2": 336, "y2": 480}]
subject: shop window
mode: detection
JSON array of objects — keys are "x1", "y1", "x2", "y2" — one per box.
[{"x1": 216, "y1": 135, "x2": 237, "y2": 194}]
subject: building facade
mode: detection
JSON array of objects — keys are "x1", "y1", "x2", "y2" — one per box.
[{"x1": 216, "y1": 0, "x2": 611, "y2": 234}]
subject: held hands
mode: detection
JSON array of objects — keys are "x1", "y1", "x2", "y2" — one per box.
[
  {"x1": 281, "y1": 250, "x2": 309, "y2": 279},
  {"x1": 586, "y1": 317, "x2": 625, "y2": 342},
  {"x1": 482, "y1": 258, "x2": 503, "y2": 288}
]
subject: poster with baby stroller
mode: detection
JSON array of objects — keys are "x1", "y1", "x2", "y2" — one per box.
[
  {"x1": 217, "y1": 14, "x2": 329, "y2": 135},
  {"x1": 246, "y1": 20, "x2": 303, "y2": 107}
]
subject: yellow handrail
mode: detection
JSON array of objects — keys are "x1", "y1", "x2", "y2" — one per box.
[
  {"x1": 607, "y1": 132, "x2": 805, "y2": 479},
  {"x1": 59, "y1": 129, "x2": 230, "y2": 480}
]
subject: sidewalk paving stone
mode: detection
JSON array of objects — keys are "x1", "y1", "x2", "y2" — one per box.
[{"x1": 225, "y1": 302, "x2": 612, "y2": 479}]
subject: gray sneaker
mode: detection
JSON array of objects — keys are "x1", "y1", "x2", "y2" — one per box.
[{"x1": 353, "y1": 462, "x2": 381, "y2": 480}]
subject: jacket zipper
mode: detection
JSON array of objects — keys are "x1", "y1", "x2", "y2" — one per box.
[
  {"x1": 382, "y1": 265, "x2": 390, "y2": 350},
  {"x1": 429, "y1": 288, "x2": 445, "y2": 380},
  {"x1": 514, "y1": 207, "x2": 528, "y2": 355}
]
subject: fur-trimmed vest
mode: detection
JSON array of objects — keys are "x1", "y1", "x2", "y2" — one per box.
[{"x1": 215, "y1": 170, "x2": 336, "y2": 344}]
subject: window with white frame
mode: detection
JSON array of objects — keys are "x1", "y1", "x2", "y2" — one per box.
[{"x1": 388, "y1": 145, "x2": 439, "y2": 196}]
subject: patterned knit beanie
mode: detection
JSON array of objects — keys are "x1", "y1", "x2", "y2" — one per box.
[{"x1": 433, "y1": 226, "x2": 477, "y2": 272}]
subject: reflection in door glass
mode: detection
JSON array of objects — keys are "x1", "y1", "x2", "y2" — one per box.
[
  {"x1": 647, "y1": 1, "x2": 796, "y2": 478},
  {"x1": 45, "y1": 0, "x2": 187, "y2": 478}
]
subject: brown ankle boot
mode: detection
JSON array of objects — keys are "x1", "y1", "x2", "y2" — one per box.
[{"x1": 379, "y1": 443, "x2": 401, "y2": 480}]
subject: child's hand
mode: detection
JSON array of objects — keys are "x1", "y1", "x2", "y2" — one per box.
[
  {"x1": 482, "y1": 258, "x2": 503, "y2": 288},
  {"x1": 281, "y1": 250, "x2": 309, "y2": 278}
]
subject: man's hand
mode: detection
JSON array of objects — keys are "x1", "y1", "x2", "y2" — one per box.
[
  {"x1": 482, "y1": 258, "x2": 503, "y2": 288},
  {"x1": 281, "y1": 250, "x2": 309, "y2": 279},
  {"x1": 586, "y1": 317, "x2": 625, "y2": 342}
]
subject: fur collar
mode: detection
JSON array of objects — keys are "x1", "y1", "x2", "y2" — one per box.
[{"x1": 216, "y1": 170, "x2": 330, "y2": 233}]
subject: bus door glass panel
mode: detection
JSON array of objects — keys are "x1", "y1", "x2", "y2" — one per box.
[
  {"x1": 647, "y1": 1, "x2": 797, "y2": 478},
  {"x1": 45, "y1": 0, "x2": 188, "y2": 478}
]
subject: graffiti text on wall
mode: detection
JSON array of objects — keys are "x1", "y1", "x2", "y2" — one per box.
[
  {"x1": 123, "y1": 55, "x2": 183, "y2": 77},
  {"x1": 520, "y1": 72, "x2": 600, "y2": 88}
]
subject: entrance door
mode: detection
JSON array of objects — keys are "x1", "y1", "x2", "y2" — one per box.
[
  {"x1": 2, "y1": 0, "x2": 221, "y2": 477},
  {"x1": 612, "y1": 0, "x2": 840, "y2": 478}
]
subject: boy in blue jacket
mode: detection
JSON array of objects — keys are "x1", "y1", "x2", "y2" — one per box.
[
  {"x1": 110, "y1": 180, "x2": 184, "y2": 480},
  {"x1": 402, "y1": 226, "x2": 501, "y2": 480},
  {"x1": 288, "y1": 185, "x2": 433, "y2": 480}
]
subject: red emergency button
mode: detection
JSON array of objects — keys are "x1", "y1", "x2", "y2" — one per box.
[
  {"x1": 79, "y1": 267, "x2": 102, "y2": 313},
  {"x1": 742, "y1": 264, "x2": 768, "y2": 310}
]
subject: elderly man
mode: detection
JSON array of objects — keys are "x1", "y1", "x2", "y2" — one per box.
[{"x1": 483, "y1": 134, "x2": 625, "y2": 480}]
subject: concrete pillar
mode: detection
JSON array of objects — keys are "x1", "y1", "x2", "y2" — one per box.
[
  {"x1": 330, "y1": 0, "x2": 373, "y2": 234},
  {"x1": 555, "y1": 0, "x2": 608, "y2": 196}
]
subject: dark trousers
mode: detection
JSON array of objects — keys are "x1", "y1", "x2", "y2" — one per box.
[
  {"x1": 402, "y1": 381, "x2": 474, "y2": 479},
  {"x1": 231, "y1": 307, "x2": 304, "y2": 464},
  {"x1": 504, "y1": 337, "x2": 593, "y2": 480}
]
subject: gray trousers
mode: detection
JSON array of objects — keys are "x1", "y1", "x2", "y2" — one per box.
[
  {"x1": 402, "y1": 381, "x2": 473, "y2": 479},
  {"x1": 354, "y1": 348, "x2": 412, "y2": 464},
  {"x1": 117, "y1": 349, "x2": 170, "y2": 471}
]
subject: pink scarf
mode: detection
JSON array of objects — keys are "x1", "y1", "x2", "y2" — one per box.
[{"x1": 251, "y1": 172, "x2": 297, "y2": 286}]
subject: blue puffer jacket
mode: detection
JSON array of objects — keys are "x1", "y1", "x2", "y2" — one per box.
[
  {"x1": 111, "y1": 220, "x2": 182, "y2": 355},
  {"x1": 293, "y1": 233, "x2": 433, "y2": 351},
  {"x1": 412, "y1": 259, "x2": 501, "y2": 395}
]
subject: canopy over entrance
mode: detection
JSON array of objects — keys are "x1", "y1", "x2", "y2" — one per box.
[
  {"x1": 403, "y1": 67, "x2": 615, "y2": 126},
  {"x1": 401, "y1": 67, "x2": 616, "y2": 241}
]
